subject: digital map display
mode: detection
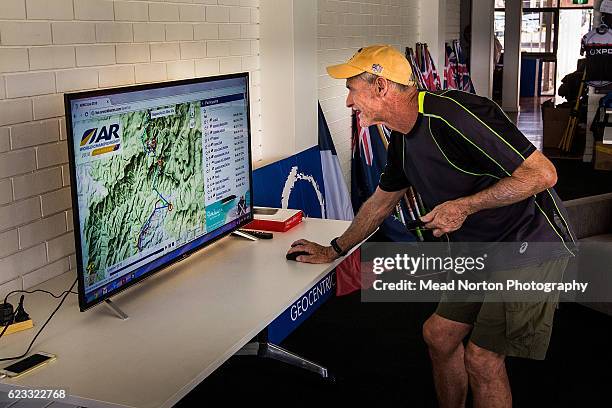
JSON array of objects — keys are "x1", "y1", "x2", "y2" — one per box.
[{"x1": 70, "y1": 78, "x2": 251, "y2": 303}]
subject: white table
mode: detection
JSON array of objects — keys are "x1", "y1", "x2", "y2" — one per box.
[{"x1": 0, "y1": 218, "x2": 353, "y2": 408}]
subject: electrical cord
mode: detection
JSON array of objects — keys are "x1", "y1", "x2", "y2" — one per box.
[
  {"x1": 0, "y1": 278, "x2": 78, "y2": 362},
  {"x1": 0, "y1": 285, "x2": 78, "y2": 339}
]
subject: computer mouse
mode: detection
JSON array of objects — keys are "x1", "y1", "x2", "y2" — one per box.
[{"x1": 286, "y1": 251, "x2": 310, "y2": 261}]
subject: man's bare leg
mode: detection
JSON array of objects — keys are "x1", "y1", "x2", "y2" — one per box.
[
  {"x1": 464, "y1": 341, "x2": 511, "y2": 408},
  {"x1": 423, "y1": 314, "x2": 473, "y2": 408}
]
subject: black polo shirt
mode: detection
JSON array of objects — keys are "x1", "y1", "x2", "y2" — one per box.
[{"x1": 379, "y1": 90, "x2": 575, "y2": 258}]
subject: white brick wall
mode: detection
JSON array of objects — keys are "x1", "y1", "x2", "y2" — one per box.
[
  {"x1": 0, "y1": 21, "x2": 52, "y2": 46},
  {"x1": 29, "y1": 46, "x2": 77, "y2": 70},
  {"x1": 0, "y1": 180, "x2": 13, "y2": 205},
  {"x1": 98, "y1": 65, "x2": 135, "y2": 87},
  {"x1": 0, "y1": 0, "x2": 261, "y2": 292},
  {"x1": 75, "y1": 44, "x2": 116, "y2": 67},
  {"x1": 74, "y1": 0, "x2": 114, "y2": 21},
  {"x1": 10, "y1": 120, "x2": 59, "y2": 149},
  {"x1": 0, "y1": 48, "x2": 29, "y2": 73},
  {"x1": 116, "y1": 43, "x2": 150, "y2": 63},
  {"x1": 317, "y1": 0, "x2": 460, "y2": 187},
  {"x1": 134, "y1": 22, "x2": 166, "y2": 42},
  {"x1": 151, "y1": 42, "x2": 181, "y2": 61},
  {"x1": 5, "y1": 72, "x2": 56, "y2": 98},
  {"x1": 0, "y1": 1, "x2": 26, "y2": 20},
  {"x1": 317, "y1": 0, "x2": 421, "y2": 186},
  {"x1": 179, "y1": 4, "x2": 206, "y2": 22},
  {"x1": 114, "y1": 1, "x2": 148, "y2": 22},
  {"x1": 26, "y1": 0, "x2": 74, "y2": 21},
  {"x1": 33, "y1": 95, "x2": 65, "y2": 121},
  {"x1": 207, "y1": 40, "x2": 230, "y2": 57},
  {"x1": 207, "y1": 6, "x2": 230, "y2": 23},
  {"x1": 194, "y1": 23, "x2": 219, "y2": 40},
  {"x1": 52, "y1": 22, "x2": 96, "y2": 44},
  {"x1": 149, "y1": 3, "x2": 180, "y2": 22},
  {"x1": 165, "y1": 23, "x2": 194, "y2": 41}
]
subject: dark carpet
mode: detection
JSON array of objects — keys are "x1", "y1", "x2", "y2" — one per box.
[
  {"x1": 177, "y1": 294, "x2": 612, "y2": 407},
  {"x1": 551, "y1": 159, "x2": 612, "y2": 200}
]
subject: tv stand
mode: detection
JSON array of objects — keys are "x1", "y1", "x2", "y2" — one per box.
[
  {"x1": 104, "y1": 299, "x2": 129, "y2": 320},
  {"x1": 236, "y1": 341, "x2": 332, "y2": 380},
  {"x1": 235, "y1": 325, "x2": 334, "y2": 382}
]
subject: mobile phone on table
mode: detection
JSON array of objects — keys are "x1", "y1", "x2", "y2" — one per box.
[{"x1": 0, "y1": 352, "x2": 56, "y2": 378}]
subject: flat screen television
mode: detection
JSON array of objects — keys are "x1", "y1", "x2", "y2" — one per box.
[{"x1": 65, "y1": 73, "x2": 253, "y2": 311}]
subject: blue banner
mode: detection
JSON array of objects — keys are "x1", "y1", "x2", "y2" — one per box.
[
  {"x1": 268, "y1": 271, "x2": 336, "y2": 344},
  {"x1": 252, "y1": 146, "x2": 327, "y2": 218},
  {"x1": 351, "y1": 116, "x2": 418, "y2": 242}
]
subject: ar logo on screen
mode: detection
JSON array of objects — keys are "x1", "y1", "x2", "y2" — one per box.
[
  {"x1": 79, "y1": 124, "x2": 123, "y2": 157},
  {"x1": 80, "y1": 124, "x2": 121, "y2": 146}
]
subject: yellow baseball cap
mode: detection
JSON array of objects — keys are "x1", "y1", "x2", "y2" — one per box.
[{"x1": 326, "y1": 45, "x2": 413, "y2": 86}]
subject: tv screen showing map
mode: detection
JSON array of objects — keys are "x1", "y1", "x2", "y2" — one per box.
[{"x1": 65, "y1": 74, "x2": 253, "y2": 311}]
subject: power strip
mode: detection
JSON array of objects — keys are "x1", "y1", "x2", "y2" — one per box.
[{"x1": 0, "y1": 320, "x2": 34, "y2": 336}]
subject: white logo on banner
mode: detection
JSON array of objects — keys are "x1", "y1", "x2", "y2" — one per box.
[{"x1": 281, "y1": 166, "x2": 325, "y2": 218}]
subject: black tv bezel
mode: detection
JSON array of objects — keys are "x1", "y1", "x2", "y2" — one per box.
[{"x1": 64, "y1": 72, "x2": 255, "y2": 312}]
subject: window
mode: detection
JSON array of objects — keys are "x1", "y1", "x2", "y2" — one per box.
[
  {"x1": 523, "y1": 0, "x2": 558, "y2": 7},
  {"x1": 495, "y1": 11, "x2": 506, "y2": 50},
  {"x1": 494, "y1": 0, "x2": 593, "y2": 98},
  {"x1": 496, "y1": 0, "x2": 594, "y2": 9},
  {"x1": 495, "y1": 0, "x2": 594, "y2": 54},
  {"x1": 521, "y1": 11, "x2": 556, "y2": 53},
  {"x1": 559, "y1": 0, "x2": 594, "y2": 7}
]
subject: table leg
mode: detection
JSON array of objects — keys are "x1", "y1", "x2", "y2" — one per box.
[{"x1": 235, "y1": 342, "x2": 332, "y2": 380}]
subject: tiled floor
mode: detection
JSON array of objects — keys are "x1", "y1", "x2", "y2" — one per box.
[{"x1": 506, "y1": 97, "x2": 553, "y2": 151}]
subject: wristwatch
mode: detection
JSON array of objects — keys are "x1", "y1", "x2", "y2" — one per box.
[{"x1": 330, "y1": 237, "x2": 347, "y2": 256}]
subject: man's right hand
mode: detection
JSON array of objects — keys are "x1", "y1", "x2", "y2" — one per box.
[
  {"x1": 286, "y1": 239, "x2": 338, "y2": 264},
  {"x1": 285, "y1": 188, "x2": 406, "y2": 264}
]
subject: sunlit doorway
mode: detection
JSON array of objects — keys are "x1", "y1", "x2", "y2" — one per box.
[
  {"x1": 556, "y1": 7, "x2": 593, "y2": 103},
  {"x1": 494, "y1": 0, "x2": 593, "y2": 102},
  {"x1": 493, "y1": 0, "x2": 594, "y2": 149}
]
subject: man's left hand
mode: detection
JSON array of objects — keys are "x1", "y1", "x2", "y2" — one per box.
[{"x1": 421, "y1": 199, "x2": 472, "y2": 237}]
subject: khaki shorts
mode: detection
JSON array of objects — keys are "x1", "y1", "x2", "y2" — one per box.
[{"x1": 435, "y1": 257, "x2": 569, "y2": 360}]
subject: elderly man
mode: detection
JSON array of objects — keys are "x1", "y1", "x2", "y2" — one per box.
[{"x1": 287, "y1": 45, "x2": 575, "y2": 408}]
